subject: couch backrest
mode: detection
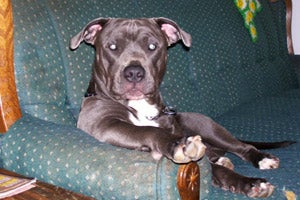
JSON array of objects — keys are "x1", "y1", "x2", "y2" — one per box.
[
  {"x1": 12, "y1": 0, "x2": 298, "y2": 124},
  {"x1": 163, "y1": 0, "x2": 298, "y2": 117}
]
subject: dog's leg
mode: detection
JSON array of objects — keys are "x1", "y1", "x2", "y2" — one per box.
[
  {"x1": 103, "y1": 123, "x2": 206, "y2": 164},
  {"x1": 78, "y1": 98, "x2": 206, "y2": 163},
  {"x1": 176, "y1": 113, "x2": 279, "y2": 170},
  {"x1": 211, "y1": 163, "x2": 274, "y2": 198},
  {"x1": 178, "y1": 113, "x2": 277, "y2": 197},
  {"x1": 205, "y1": 144, "x2": 234, "y2": 170},
  {"x1": 205, "y1": 145, "x2": 274, "y2": 197}
]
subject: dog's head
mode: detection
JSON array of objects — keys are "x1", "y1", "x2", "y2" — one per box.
[{"x1": 70, "y1": 18, "x2": 191, "y2": 101}]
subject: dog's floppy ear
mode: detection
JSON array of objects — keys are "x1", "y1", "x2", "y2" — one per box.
[
  {"x1": 70, "y1": 18, "x2": 110, "y2": 50},
  {"x1": 154, "y1": 17, "x2": 192, "y2": 47}
]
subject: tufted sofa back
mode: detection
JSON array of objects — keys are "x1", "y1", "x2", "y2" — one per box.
[{"x1": 12, "y1": 0, "x2": 298, "y2": 125}]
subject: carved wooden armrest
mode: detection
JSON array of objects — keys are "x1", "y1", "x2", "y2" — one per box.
[
  {"x1": 177, "y1": 162, "x2": 200, "y2": 200},
  {"x1": 0, "y1": 0, "x2": 22, "y2": 133}
]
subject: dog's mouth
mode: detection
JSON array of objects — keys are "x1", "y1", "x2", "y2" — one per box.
[
  {"x1": 119, "y1": 82, "x2": 154, "y2": 100},
  {"x1": 113, "y1": 69, "x2": 156, "y2": 100},
  {"x1": 122, "y1": 87, "x2": 146, "y2": 100}
]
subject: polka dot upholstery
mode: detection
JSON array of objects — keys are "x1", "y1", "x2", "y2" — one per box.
[
  {"x1": 1, "y1": 0, "x2": 299, "y2": 199},
  {"x1": 12, "y1": 0, "x2": 73, "y2": 125},
  {"x1": 2, "y1": 113, "x2": 212, "y2": 199},
  {"x1": 213, "y1": 96, "x2": 300, "y2": 199}
]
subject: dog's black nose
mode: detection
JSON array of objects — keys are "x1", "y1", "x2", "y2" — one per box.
[{"x1": 123, "y1": 65, "x2": 145, "y2": 83}]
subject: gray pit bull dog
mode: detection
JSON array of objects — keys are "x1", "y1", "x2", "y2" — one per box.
[{"x1": 70, "y1": 17, "x2": 294, "y2": 198}]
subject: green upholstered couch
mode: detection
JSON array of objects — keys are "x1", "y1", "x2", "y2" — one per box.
[{"x1": 1, "y1": 0, "x2": 299, "y2": 199}]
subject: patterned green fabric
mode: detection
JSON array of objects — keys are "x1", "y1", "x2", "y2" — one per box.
[
  {"x1": 0, "y1": 113, "x2": 212, "y2": 199},
  {"x1": 12, "y1": 0, "x2": 74, "y2": 125},
  {"x1": 213, "y1": 93, "x2": 300, "y2": 199},
  {"x1": 186, "y1": 0, "x2": 297, "y2": 117}
]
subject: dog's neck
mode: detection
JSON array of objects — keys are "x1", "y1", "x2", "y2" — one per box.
[{"x1": 92, "y1": 86, "x2": 166, "y2": 127}]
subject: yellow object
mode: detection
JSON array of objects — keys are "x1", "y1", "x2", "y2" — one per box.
[
  {"x1": 285, "y1": 190, "x2": 297, "y2": 200},
  {"x1": 234, "y1": 0, "x2": 262, "y2": 42}
]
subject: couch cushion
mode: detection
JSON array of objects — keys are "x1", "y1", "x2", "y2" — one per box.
[
  {"x1": 0, "y1": 113, "x2": 212, "y2": 199},
  {"x1": 22, "y1": 104, "x2": 76, "y2": 126},
  {"x1": 13, "y1": 0, "x2": 66, "y2": 106},
  {"x1": 212, "y1": 90, "x2": 300, "y2": 198},
  {"x1": 188, "y1": 0, "x2": 297, "y2": 117},
  {"x1": 12, "y1": 0, "x2": 76, "y2": 125},
  {"x1": 216, "y1": 93, "x2": 300, "y2": 140}
]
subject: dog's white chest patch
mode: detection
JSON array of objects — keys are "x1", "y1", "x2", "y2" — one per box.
[{"x1": 128, "y1": 99, "x2": 159, "y2": 127}]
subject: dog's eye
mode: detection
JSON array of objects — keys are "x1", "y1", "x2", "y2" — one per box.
[
  {"x1": 109, "y1": 44, "x2": 117, "y2": 51},
  {"x1": 148, "y1": 44, "x2": 156, "y2": 51}
]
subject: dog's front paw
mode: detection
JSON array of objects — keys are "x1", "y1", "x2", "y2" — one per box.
[
  {"x1": 172, "y1": 135, "x2": 206, "y2": 164},
  {"x1": 259, "y1": 157, "x2": 279, "y2": 170},
  {"x1": 247, "y1": 182, "x2": 275, "y2": 198}
]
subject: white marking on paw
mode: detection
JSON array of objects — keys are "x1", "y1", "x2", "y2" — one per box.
[
  {"x1": 259, "y1": 158, "x2": 279, "y2": 170},
  {"x1": 173, "y1": 135, "x2": 206, "y2": 163},
  {"x1": 185, "y1": 136, "x2": 206, "y2": 161},
  {"x1": 173, "y1": 143, "x2": 191, "y2": 163},
  {"x1": 215, "y1": 157, "x2": 234, "y2": 170},
  {"x1": 248, "y1": 182, "x2": 275, "y2": 198}
]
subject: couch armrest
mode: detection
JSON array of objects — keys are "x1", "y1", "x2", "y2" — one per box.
[
  {"x1": 177, "y1": 162, "x2": 200, "y2": 200},
  {"x1": 1, "y1": 114, "x2": 210, "y2": 199},
  {"x1": 0, "y1": 0, "x2": 22, "y2": 133},
  {"x1": 285, "y1": 0, "x2": 293, "y2": 55}
]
